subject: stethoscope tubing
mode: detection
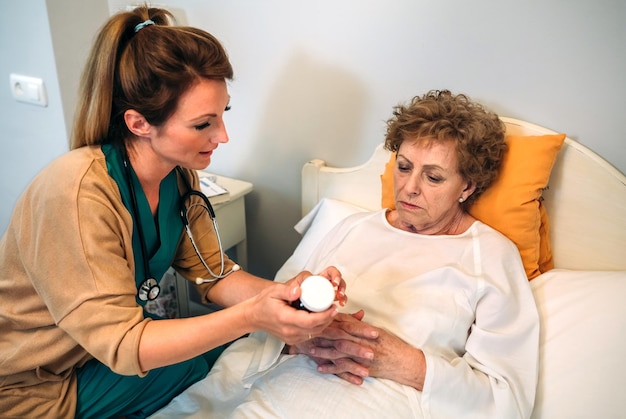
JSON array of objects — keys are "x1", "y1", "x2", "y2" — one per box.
[
  {"x1": 177, "y1": 170, "x2": 236, "y2": 282},
  {"x1": 124, "y1": 154, "x2": 235, "y2": 301}
]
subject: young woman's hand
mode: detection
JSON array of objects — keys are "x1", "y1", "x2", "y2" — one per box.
[
  {"x1": 314, "y1": 266, "x2": 348, "y2": 307},
  {"x1": 244, "y1": 268, "x2": 345, "y2": 345}
]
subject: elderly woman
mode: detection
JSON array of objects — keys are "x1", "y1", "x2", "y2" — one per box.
[{"x1": 151, "y1": 90, "x2": 539, "y2": 419}]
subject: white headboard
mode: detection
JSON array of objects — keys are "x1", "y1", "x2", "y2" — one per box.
[{"x1": 302, "y1": 117, "x2": 626, "y2": 271}]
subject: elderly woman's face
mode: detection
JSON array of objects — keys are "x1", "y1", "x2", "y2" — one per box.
[{"x1": 392, "y1": 138, "x2": 473, "y2": 235}]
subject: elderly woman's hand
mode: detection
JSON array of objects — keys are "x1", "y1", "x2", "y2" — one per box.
[
  {"x1": 287, "y1": 310, "x2": 373, "y2": 383},
  {"x1": 290, "y1": 310, "x2": 426, "y2": 390}
]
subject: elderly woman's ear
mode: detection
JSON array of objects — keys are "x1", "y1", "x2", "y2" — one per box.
[{"x1": 460, "y1": 182, "x2": 476, "y2": 203}]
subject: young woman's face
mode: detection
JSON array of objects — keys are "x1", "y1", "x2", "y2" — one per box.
[
  {"x1": 393, "y1": 138, "x2": 471, "y2": 235},
  {"x1": 150, "y1": 78, "x2": 231, "y2": 170}
]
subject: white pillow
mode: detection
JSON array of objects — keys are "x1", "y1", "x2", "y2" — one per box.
[
  {"x1": 530, "y1": 269, "x2": 626, "y2": 418},
  {"x1": 274, "y1": 198, "x2": 368, "y2": 282}
]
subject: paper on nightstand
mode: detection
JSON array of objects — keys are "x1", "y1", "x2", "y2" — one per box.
[{"x1": 199, "y1": 176, "x2": 230, "y2": 204}]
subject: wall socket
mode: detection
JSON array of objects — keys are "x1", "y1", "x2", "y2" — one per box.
[{"x1": 10, "y1": 73, "x2": 48, "y2": 107}]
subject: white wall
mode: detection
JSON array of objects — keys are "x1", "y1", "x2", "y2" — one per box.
[
  {"x1": 3, "y1": 0, "x2": 625, "y2": 279},
  {"x1": 0, "y1": 0, "x2": 66, "y2": 234},
  {"x1": 112, "y1": 0, "x2": 623, "y2": 278},
  {"x1": 0, "y1": 0, "x2": 109, "y2": 232}
]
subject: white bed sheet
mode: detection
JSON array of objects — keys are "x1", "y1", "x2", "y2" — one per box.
[{"x1": 530, "y1": 269, "x2": 626, "y2": 418}]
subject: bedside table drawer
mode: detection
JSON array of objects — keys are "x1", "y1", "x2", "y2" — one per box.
[{"x1": 213, "y1": 197, "x2": 246, "y2": 253}]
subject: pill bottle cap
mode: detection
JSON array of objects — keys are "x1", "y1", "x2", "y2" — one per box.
[{"x1": 299, "y1": 275, "x2": 335, "y2": 312}]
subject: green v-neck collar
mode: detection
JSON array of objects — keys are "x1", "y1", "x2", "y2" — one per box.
[{"x1": 102, "y1": 144, "x2": 183, "y2": 305}]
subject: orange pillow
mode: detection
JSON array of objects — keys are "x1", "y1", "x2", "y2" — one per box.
[
  {"x1": 537, "y1": 201, "x2": 554, "y2": 273},
  {"x1": 380, "y1": 134, "x2": 565, "y2": 280}
]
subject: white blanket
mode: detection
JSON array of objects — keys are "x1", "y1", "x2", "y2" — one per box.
[{"x1": 150, "y1": 331, "x2": 422, "y2": 419}]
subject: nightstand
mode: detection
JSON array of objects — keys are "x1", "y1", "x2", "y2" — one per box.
[{"x1": 175, "y1": 174, "x2": 253, "y2": 317}]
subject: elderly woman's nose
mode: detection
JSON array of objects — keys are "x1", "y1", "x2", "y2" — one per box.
[{"x1": 404, "y1": 174, "x2": 422, "y2": 195}]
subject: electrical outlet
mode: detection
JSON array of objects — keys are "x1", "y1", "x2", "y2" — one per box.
[{"x1": 10, "y1": 74, "x2": 48, "y2": 107}]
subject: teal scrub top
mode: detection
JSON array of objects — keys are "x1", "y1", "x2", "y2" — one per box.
[{"x1": 102, "y1": 144, "x2": 183, "y2": 306}]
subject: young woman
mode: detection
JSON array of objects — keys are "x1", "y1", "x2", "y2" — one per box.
[{"x1": 0, "y1": 6, "x2": 345, "y2": 418}]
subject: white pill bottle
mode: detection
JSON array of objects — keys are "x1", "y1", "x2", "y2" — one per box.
[{"x1": 292, "y1": 275, "x2": 335, "y2": 312}]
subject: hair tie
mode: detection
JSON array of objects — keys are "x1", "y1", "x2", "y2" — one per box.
[{"x1": 134, "y1": 19, "x2": 155, "y2": 33}]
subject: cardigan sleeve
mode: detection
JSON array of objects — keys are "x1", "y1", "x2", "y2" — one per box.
[
  {"x1": 170, "y1": 168, "x2": 237, "y2": 304},
  {"x1": 17, "y1": 155, "x2": 151, "y2": 376}
]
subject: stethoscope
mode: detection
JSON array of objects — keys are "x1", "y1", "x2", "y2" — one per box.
[{"x1": 123, "y1": 155, "x2": 239, "y2": 301}]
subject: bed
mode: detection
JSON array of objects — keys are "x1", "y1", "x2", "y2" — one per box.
[{"x1": 151, "y1": 117, "x2": 626, "y2": 418}]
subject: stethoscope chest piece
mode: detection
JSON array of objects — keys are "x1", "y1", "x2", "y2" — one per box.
[{"x1": 138, "y1": 277, "x2": 160, "y2": 301}]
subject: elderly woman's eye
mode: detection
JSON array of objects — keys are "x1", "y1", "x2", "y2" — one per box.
[
  {"x1": 424, "y1": 172, "x2": 443, "y2": 183},
  {"x1": 397, "y1": 165, "x2": 411, "y2": 172}
]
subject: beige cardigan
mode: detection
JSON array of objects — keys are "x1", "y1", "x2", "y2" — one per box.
[{"x1": 0, "y1": 146, "x2": 234, "y2": 417}]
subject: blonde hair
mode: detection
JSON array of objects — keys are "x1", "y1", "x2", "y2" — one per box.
[{"x1": 71, "y1": 5, "x2": 233, "y2": 149}]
